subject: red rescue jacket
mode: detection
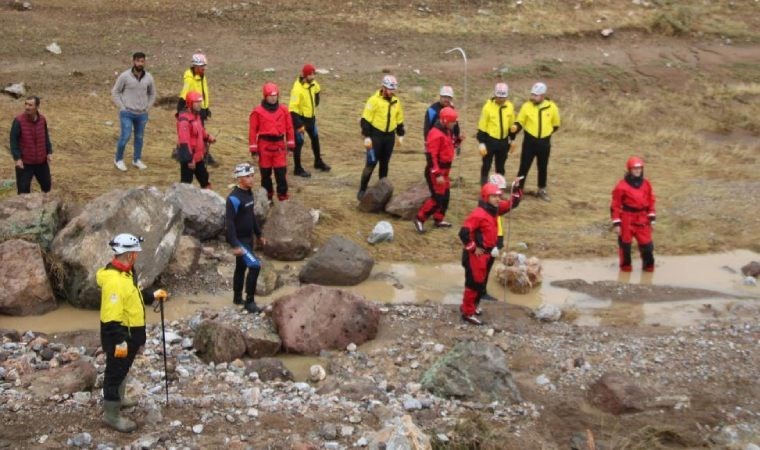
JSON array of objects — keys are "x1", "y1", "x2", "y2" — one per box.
[
  {"x1": 459, "y1": 194, "x2": 521, "y2": 251},
  {"x1": 176, "y1": 110, "x2": 209, "y2": 163},
  {"x1": 248, "y1": 102, "x2": 295, "y2": 153},
  {"x1": 610, "y1": 176, "x2": 656, "y2": 224},
  {"x1": 426, "y1": 124, "x2": 455, "y2": 176}
]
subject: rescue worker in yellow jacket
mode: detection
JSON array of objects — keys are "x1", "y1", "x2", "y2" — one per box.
[
  {"x1": 97, "y1": 233, "x2": 168, "y2": 433},
  {"x1": 512, "y1": 82, "x2": 561, "y2": 202},
  {"x1": 178, "y1": 52, "x2": 218, "y2": 166},
  {"x1": 289, "y1": 63, "x2": 331, "y2": 177},
  {"x1": 358, "y1": 75, "x2": 405, "y2": 200},
  {"x1": 476, "y1": 83, "x2": 516, "y2": 186}
]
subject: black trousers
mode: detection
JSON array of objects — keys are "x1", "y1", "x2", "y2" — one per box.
[
  {"x1": 233, "y1": 239, "x2": 261, "y2": 299},
  {"x1": 517, "y1": 134, "x2": 551, "y2": 189},
  {"x1": 360, "y1": 132, "x2": 395, "y2": 191},
  {"x1": 480, "y1": 136, "x2": 509, "y2": 185},
  {"x1": 260, "y1": 167, "x2": 288, "y2": 200},
  {"x1": 16, "y1": 162, "x2": 52, "y2": 194},
  {"x1": 101, "y1": 324, "x2": 144, "y2": 401},
  {"x1": 294, "y1": 117, "x2": 322, "y2": 170},
  {"x1": 180, "y1": 161, "x2": 210, "y2": 188}
]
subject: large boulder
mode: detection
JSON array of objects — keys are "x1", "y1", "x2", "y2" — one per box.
[
  {"x1": 244, "y1": 326, "x2": 282, "y2": 359},
  {"x1": 193, "y1": 320, "x2": 246, "y2": 364},
  {"x1": 25, "y1": 359, "x2": 97, "y2": 399},
  {"x1": 271, "y1": 285, "x2": 380, "y2": 354},
  {"x1": 50, "y1": 187, "x2": 183, "y2": 309},
  {"x1": 253, "y1": 187, "x2": 270, "y2": 226},
  {"x1": 367, "y1": 415, "x2": 432, "y2": 450},
  {"x1": 164, "y1": 183, "x2": 225, "y2": 241},
  {"x1": 421, "y1": 340, "x2": 522, "y2": 404},
  {"x1": 0, "y1": 240, "x2": 57, "y2": 316},
  {"x1": 165, "y1": 235, "x2": 201, "y2": 276},
  {"x1": 588, "y1": 372, "x2": 647, "y2": 415},
  {"x1": 358, "y1": 179, "x2": 393, "y2": 213},
  {"x1": 0, "y1": 192, "x2": 64, "y2": 249},
  {"x1": 262, "y1": 201, "x2": 314, "y2": 261},
  {"x1": 299, "y1": 236, "x2": 374, "y2": 286},
  {"x1": 384, "y1": 182, "x2": 429, "y2": 220}
]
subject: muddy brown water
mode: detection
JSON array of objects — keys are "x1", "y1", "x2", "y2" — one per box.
[{"x1": 1, "y1": 250, "x2": 757, "y2": 335}]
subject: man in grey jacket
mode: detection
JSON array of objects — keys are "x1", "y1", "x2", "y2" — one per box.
[{"x1": 111, "y1": 52, "x2": 156, "y2": 171}]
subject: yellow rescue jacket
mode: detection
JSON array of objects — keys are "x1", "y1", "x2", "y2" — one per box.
[
  {"x1": 97, "y1": 265, "x2": 146, "y2": 329},
  {"x1": 179, "y1": 68, "x2": 210, "y2": 109},
  {"x1": 289, "y1": 77, "x2": 321, "y2": 119},
  {"x1": 516, "y1": 99, "x2": 560, "y2": 139},
  {"x1": 361, "y1": 90, "x2": 404, "y2": 134},
  {"x1": 477, "y1": 98, "x2": 515, "y2": 140}
]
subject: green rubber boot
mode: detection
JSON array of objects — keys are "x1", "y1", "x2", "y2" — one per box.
[
  {"x1": 118, "y1": 379, "x2": 137, "y2": 408},
  {"x1": 102, "y1": 400, "x2": 137, "y2": 433}
]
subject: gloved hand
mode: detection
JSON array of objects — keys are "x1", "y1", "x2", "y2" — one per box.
[
  {"x1": 491, "y1": 247, "x2": 500, "y2": 258},
  {"x1": 153, "y1": 289, "x2": 168, "y2": 301},
  {"x1": 114, "y1": 341, "x2": 128, "y2": 358},
  {"x1": 363, "y1": 137, "x2": 372, "y2": 149},
  {"x1": 478, "y1": 143, "x2": 487, "y2": 157}
]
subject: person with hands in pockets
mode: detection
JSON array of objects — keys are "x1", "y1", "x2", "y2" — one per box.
[{"x1": 97, "y1": 233, "x2": 168, "y2": 433}]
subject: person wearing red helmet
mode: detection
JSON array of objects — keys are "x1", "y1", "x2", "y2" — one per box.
[
  {"x1": 289, "y1": 63, "x2": 330, "y2": 177},
  {"x1": 176, "y1": 91, "x2": 215, "y2": 188},
  {"x1": 249, "y1": 82, "x2": 296, "y2": 202},
  {"x1": 458, "y1": 180, "x2": 522, "y2": 325},
  {"x1": 414, "y1": 106, "x2": 458, "y2": 233},
  {"x1": 610, "y1": 156, "x2": 656, "y2": 272}
]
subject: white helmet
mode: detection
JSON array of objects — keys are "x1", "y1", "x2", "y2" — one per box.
[
  {"x1": 109, "y1": 233, "x2": 143, "y2": 255},
  {"x1": 494, "y1": 82, "x2": 509, "y2": 98},
  {"x1": 382, "y1": 75, "x2": 398, "y2": 90},
  {"x1": 488, "y1": 174, "x2": 507, "y2": 189},
  {"x1": 191, "y1": 53, "x2": 207, "y2": 66},
  {"x1": 233, "y1": 163, "x2": 255, "y2": 178},
  {"x1": 531, "y1": 82, "x2": 547, "y2": 95},
  {"x1": 439, "y1": 85, "x2": 454, "y2": 98}
]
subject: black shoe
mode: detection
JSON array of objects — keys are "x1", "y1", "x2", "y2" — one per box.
[
  {"x1": 462, "y1": 314, "x2": 484, "y2": 325},
  {"x1": 233, "y1": 293, "x2": 244, "y2": 305},
  {"x1": 314, "y1": 160, "x2": 331, "y2": 172},
  {"x1": 294, "y1": 167, "x2": 311, "y2": 178},
  {"x1": 480, "y1": 292, "x2": 498, "y2": 302},
  {"x1": 244, "y1": 300, "x2": 261, "y2": 314},
  {"x1": 434, "y1": 220, "x2": 452, "y2": 228},
  {"x1": 357, "y1": 190, "x2": 366, "y2": 201}
]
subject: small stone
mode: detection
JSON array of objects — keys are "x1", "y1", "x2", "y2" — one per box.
[
  {"x1": 46, "y1": 42, "x2": 62, "y2": 55},
  {"x1": 38, "y1": 435, "x2": 48, "y2": 444},
  {"x1": 192, "y1": 424, "x2": 204, "y2": 434},
  {"x1": 485, "y1": 328, "x2": 495, "y2": 337},
  {"x1": 181, "y1": 338, "x2": 193, "y2": 349},
  {"x1": 324, "y1": 443, "x2": 340, "y2": 450},
  {"x1": 72, "y1": 391, "x2": 91, "y2": 404},
  {"x1": 355, "y1": 437, "x2": 368, "y2": 447},
  {"x1": 68, "y1": 432, "x2": 92, "y2": 447},
  {"x1": 436, "y1": 433, "x2": 450, "y2": 443},
  {"x1": 535, "y1": 374, "x2": 551, "y2": 386},
  {"x1": 433, "y1": 343, "x2": 445, "y2": 353},
  {"x1": 743, "y1": 276, "x2": 757, "y2": 286},
  {"x1": 263, "y1": 67, "x2": 276, "y2": 73},
  {"x1": 225, "y1": 414, "x2": 235, "y2": 423},
  {"x1": 601, "y1": 28, "x2": 614, "y2": 37},
  {"x1": 340, "y1": 425, "x2": 355, "y2": 437},
  {"x1": 349, "y1": 415, "x2": 362, "y2": 424},
  {"x1": 347, "y1": 343, "x2": 357, "y2": 352},
  {"x1": 319, "y1": 423, "x2": 338, "y2": 440},
  {"x1": 247, "y1": 408, "x2": 259, "y2": 417},
  {"x1": 170, "y1": 420, "x2": 182, "y2": 427},
  {"x1": 309, "y1": 364, "x2": 326, "y2": 382},
  {"x1": 403, "y1": 396, "x2": 422, "y2": 411}
]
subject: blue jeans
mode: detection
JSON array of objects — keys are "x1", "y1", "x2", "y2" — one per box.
[{"x1": 115, "y1": 110, "x2": 149, "y2": 162}]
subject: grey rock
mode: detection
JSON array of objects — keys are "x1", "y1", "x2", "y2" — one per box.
[
  {"x1": 421, "y1": 340, "x2": 522, "y2": 404},
  {"x1": 165, "y1": 235, "x2": 201, "y2": 276},
  {"x1": 367, "y1": 221, "x2": 394, "y2": 245},
  {"x1": 319, "y1": 423, "x2": 338, "y2": 440},
  {"x1": 741, "y1": 261, "x2": 760, "y2": 278},
  {"x1": 384, "y1": 182, "x2": 428, "y2": 220},
  {"x1": 193, "y1": 320, "x2": 246, "y2": 364},
  {"x1": 367, "y1": 415, "x2": 431, "y2": 450},
  {"x1": 534, "y1": 304, "x2": 562, "y2": 322},
  {"x1": 0, "y1": 192, "x2": 64, "y2": 249},
  {"x1": 0, "y1": 240, "x2": 57, "y2": 316},
  {"x1": 299, "y1": 236, "x2": 374, "y2": 286},
  {"x1": 588, "y1": 372, "x2": 647, "y2": 415},
  {"x1": 253, "y1": 188, "x2": 270, "y2": 226},
  {"x1": 243, "y1": 326, "x2": 282, "y2": 359},
  {"x1": 402, "y1": 395, "x2": 422, "y2": 411},
  {"x1": 26, "y1": 360, "x2": 97, "y2": 399},
  {"x1": 743, "y1": 276, "x2": 757, "y2": 286},
  {"x1": 358, "y1": 179, "x2": 393, "y2": 213},
  {"x1": 68, "y1": 432, "x2": 92, "y2": 447},
  {"x1": 255, "y1": 258, "x2": 279, "y2": 296},
  {"x1": 165, "y1": 183, "x2": 225, "y2": 241},
  {"x1": 2, "y1": 82, "x2": 27, "y2": 98},
  {"x1": 262, "y1": 201, "x2": 314, "y2": 261}
]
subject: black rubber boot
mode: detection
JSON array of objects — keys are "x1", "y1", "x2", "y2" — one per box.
[
  {"x1": 244, "y1": 297, "x2": 261, "y2": 314},
  {"x1": 233, "y1": 292, "x2": 244, "y2": 305}
]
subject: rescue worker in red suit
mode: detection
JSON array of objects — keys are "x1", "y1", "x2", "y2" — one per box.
[
  {"x1": 249, "y1": 83, "x2": 296, "y2": 202},
  {"x1": 177, "y1": 91, "x2": 215, "y2": 188},
  {"x1": 459, "y1": 181, "x2": 522, "y2": 325},
  {"x1": 610, "y1": 156, "x2": 656, "y2": 272},
  {"x1": 414, "y1": 106, "x2": 458, "y2": 233}
]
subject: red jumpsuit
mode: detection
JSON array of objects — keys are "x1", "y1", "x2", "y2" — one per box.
[
  {"x1": 458, "y1": 193, "x2": 521, "y2": 317},
  {"x1": 249, "y1": 102, "x2": 295, "y2": 200},
  {"x1": 177, "y1": 110, "x2": 211, "y2": 188},
  {"x1": 416, "y1": 124, "x2": 454, "y2": 224},
  {"x1": 611, "y1": 175, "x2": 656, "y2": 271}
]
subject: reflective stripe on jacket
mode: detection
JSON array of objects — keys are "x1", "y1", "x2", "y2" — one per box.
[
  {"x1": 477, "y1": 99, "x2": 515, "y2": 140},
  {"x1": 97, "y1": 266, "x2": 146, "y2": 328},
  {"x1": 361, "y1": 90, "x2": 404, "y2": 134},
  {"x1": 179, "y1": 68, "x2": 210, "y2": 109},
  {"x1": 516, "y1": 99, "x2": 560, "y2": 139},
  {"x1": 289, "y1": 77, "x2": 320, "y2": 119}
]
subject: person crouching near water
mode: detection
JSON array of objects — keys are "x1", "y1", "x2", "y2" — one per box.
[
  {"x1": 610, "y1": 156, "x2": 656, "y2": 272},
  {"x1": 458, "y1": 180, "x2": 522, "y2": 325},
  {"x1": 97, "y1": 234, "x2": 168, "y2": 432}
]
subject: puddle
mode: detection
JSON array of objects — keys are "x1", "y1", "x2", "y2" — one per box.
[
  {"x1": 0, "y1": 250, "x2": 757, "y2": 334},
  {"x1": 276, "y1": 354, "x2": 326, "y2": 382}
]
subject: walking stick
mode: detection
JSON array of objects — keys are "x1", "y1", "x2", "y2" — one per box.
[
  {"x1": 444, "y1": 47, "x2": 468, "y2": 215},
  {"x1": 503, "y1": 177, "x2": 523, "y2": 304},
  {"x1": 154, "y1": 300, "x2": 169, "y2": 405}
]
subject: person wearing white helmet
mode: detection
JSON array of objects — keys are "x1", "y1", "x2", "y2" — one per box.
[
  {"x1": 97, "y1": 233, "x2": 168, "y2": 432},
  {"x1": 422, "y1": 85, "x2": 461, "y2": 145},
  {"x1": 511, "y1": 81, "x2": 561, "y2": 202},
  {"x1": 226, "y1": 163, "x2": 268, "y2": 313},
  {"x1": 357, "y1": 74, "x2": 405, "y2": 200},
  {"x1": 178, "y1": 52, "x2": 219, "y2": 167},
  {"x1": 476, "y1": 82, "x2": 516, "y2": 186}
]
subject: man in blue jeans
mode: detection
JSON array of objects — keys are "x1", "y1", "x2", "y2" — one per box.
[{"x1": 111, "y1": 52, "x2": 156, "y2": 171}]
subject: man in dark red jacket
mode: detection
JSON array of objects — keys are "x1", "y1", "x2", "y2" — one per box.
[
  {"x1": 249, "y1": 83, "x2": 296, "y2": 202},
  {"x1": 177, "y1": 91, "x2": 215, "y2": 188},
  {"x1": 9, "y1": 96, "x2": 53, "y2": 194},
  {"x1": 611, "y1": 156, "x2": 656, "y2": 272},
  {"x1": 414, "y1": 106, "x2": 458, "y2": 233},
  {"x1": 458, "y1": 182, "x2": 522, "y2": 325}
]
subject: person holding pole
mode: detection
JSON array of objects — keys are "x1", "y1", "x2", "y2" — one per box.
[
  {"x1": 226, "y1": 163, "x2": 268, "y2": 313},
  {"x1": 97, "y1": 234, "x2": 168, "y2": 432}
]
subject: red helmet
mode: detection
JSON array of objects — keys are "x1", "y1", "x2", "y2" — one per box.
[
  {"x1": 439, "y1": 106, "x2": 458, "y2": 124},
  {"x1": 262, "y1": 82, "x2": 279, "y2": 97},
  {"x1": 185, "y1": 91, "x2": 203, "y2": 104},
  {"x1": 302, "y1": 64, "x2": 316, "y2": 77},
  {"x1": 480, "y1": 183, "x2": 502, "y2": 201},
  {"x1": 626, "y1": 156, "x2": 644, "y2": 170}
]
